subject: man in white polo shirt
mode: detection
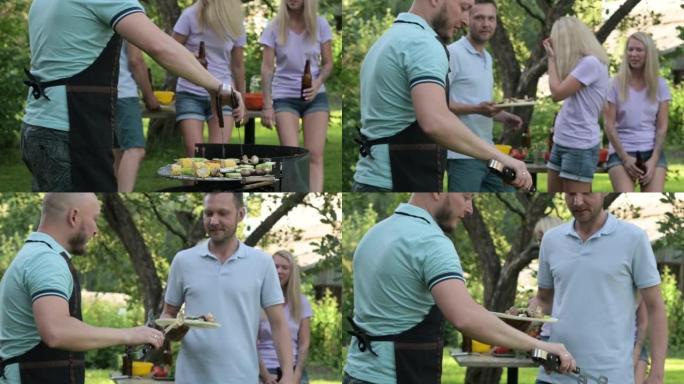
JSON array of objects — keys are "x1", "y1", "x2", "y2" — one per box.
[
  {"x1": 161, "y1": 193, "x2": 293, "y2": 384},
  {"x1": 446, "y1": 0, "x2": 523, "y2": 192}
]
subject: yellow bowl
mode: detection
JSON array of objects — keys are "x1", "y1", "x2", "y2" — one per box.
[
  {"x1": 154, "y1": 91, "x2": 175, "y2": 105},
  {"x1": 471, "y1": 340, "x2": 491, "y2": 353},
  {"x1": 495, "y1": 144, "x2": 512, "y2": 155},
  {"x1": 132, "y1": 361, "x2": 153, "y2": 377}
]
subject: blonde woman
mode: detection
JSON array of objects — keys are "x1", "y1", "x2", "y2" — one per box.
[
  {"x1": 173, "y1": 0, "x2": 246, "y2": 157},
  {"x1": 258, "y1": 250, "x2": 312, "y2": 384},
  {"x1": 260, "y1": 0, "x2": 334, "y2": 192},
  {"x1": 543, "y1": 16, "x2": 610, "y2": 192},
  {"x1": 604, "y1": 32, "x2": 671, "y2": 192}
]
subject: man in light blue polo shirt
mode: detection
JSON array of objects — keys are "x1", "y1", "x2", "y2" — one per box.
[
  {"x1": 161, "y1": 193, "x2": 294, "y2": 384},
  {"x1": 446, "y1": 0, "x2": 523, "y2": 192},
  {"x1": 352, "y1": 0, "x2": 533, "y2": 192},
  {"x1": 530, "y1": 193, "x2": 668, "y2": 384},
  {"x1": 343, "y1": 193, "x2": 576, "y2": 384},
  {"x1": 0, "y1": 193, "x2": 163, "y2": 384}
]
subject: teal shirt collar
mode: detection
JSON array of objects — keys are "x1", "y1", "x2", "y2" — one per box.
[
  {"x1": 394, "y1": 203, "x2": 441, "y2": 229},
  {"x1": 27, "y1": 231, "x2": 71, "y2": 259},
  {"x1": 396, "y1": 12, "x2": 438, "y2": 38}
]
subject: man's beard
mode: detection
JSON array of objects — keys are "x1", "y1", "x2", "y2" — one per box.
[
  {"x1": 431, "y1": 4, "x2": 458, "y2": 43},
  {"x1": 434, "y1": 205, "x2": 457, "y2": 234},
  {"x1": 68, "y1": 227, "x2": 88, "y2": 255}
]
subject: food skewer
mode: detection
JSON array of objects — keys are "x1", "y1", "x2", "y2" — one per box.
[{"x1": 531, "y1": 349, "x2": 608, "y2": 384}]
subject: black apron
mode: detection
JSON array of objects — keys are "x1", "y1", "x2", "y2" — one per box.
[
  {"x1": 356, "y1": 19, "x2": 449, "y2": 192},
  {"x1": 24, "y1": 33, "x2": 122, "y2": 192},
  {"x1": 0, "y1": 240, "x2": 84, "y2": 384},
  {"x1": 347, "y1": 306, "x2": 445, "y2": 384}
]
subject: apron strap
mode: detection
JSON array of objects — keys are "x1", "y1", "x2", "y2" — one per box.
[
  {"x1": 355, "y1": 128, "x2": 392, "y2": 159},
  {"x1": 23, "y1": 69, "x2": 68, "y2": 101},
  {"x1": 346, "y1": 316, "x2": 395, "y2": 356}
]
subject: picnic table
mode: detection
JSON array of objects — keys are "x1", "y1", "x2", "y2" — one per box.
[
  {"x1": 451, "y1": 349, "x2": 538, "y2": 384},
  {"x1": 141, "y1": 104, "x2": 264, "y2": 145}
]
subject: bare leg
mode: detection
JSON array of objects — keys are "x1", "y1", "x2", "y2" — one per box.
[
  {"x1": 275, "y1": 111, "x2": 302, "y2": 147},
  {"x1": 207, "y1": 111, "x2": 234, "y2": 144},
  {"x1": 113, "y1": 149, "x2": 123, "y2": 174},
  {"x1": 179, "y1": 119, "x2": 205, "y2": 158},
  {"x1": 634, "y1": 360, "x2": 648, "y2": 384},
  {"x1": 116, "y1": 147, "x2": 145, "y2": 192},
  {"x1": 547, "y1": 169, "x2": 562, "y2": 192},
  {"x1": 609, "y1": 166, "x2": 636, "y2": 192},
  {"x1": 302, "y1": 111, "x2": 329, "y2": 192},
  {"x1": 641, "y1": 167, "x2": 667, "y2": 192}
]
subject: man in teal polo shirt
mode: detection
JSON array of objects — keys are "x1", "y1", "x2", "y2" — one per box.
[
  {"x1": 343, "y1": 193, "x2": 576, "y2": 384},
  {"x1": 22, "y1": 0, "x2": 244, "y2": 192},
  {"x1": 531, "y1": 193, "x2": 668, "y2": 384},
  {"x1": 352, "y1": 0, "x2": 532, "y2": 192},
  {"x1": 446, "y1": 0, "x2": 523, "y2": 192},
  {"x1": 0, "y1": 193, "x2": 163, "y2": 384}
]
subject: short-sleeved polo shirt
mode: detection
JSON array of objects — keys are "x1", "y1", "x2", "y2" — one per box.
[
  {"x1": 23, "y1": 0, "x2": 144, "y2": 131},
  {"x1": 536, "y1": 214, "x2": 661, "y2": 384},
  {"x1": 447, "y1": 36, "x2": 494, "y2": 160},
  {"x1": 353, "y1": 12, "x2": 449, "y2": 190},
  {"x1": 344, "y1": 203, "x2": 464, "y2": 383},
  {"x1": 164, "y1": 240, "x2": 284, "y2": 384},
  {"x1": 0, "y1": 232, "x2": 74, "y2": 384}
]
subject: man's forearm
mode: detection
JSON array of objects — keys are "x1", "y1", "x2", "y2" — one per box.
[
  {"x1": 425, "y1": 110, "x2": 504, "y2": 163},
  {"x1": 648, "y1": 304, "x2": 668, "y2": 377},
  {"x1": 272, "y1": 321, "x2": 294, "y2": 375},
  {"x1": 458, "y1": 303, "x2": 545, "y2": 352},
  {"x1": 45, "y1": 317, "x2": 129, "y2": 351}
]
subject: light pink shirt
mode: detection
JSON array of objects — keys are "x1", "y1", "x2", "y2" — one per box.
[{"x1": 257, "y1": 294, "x2": 313, "y2": 369}]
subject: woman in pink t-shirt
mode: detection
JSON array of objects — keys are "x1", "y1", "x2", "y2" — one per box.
[
  {"x1": 543, "y1": 16, "x2": 609, "y2": 192},
  {"x1": 260, "y1": 0, "x2": 334, "y2": 192},
  {"x1": 257, "y1": 250, "x2": 313, "y2": 384},
  {"x1": 604, "y1": 32, "x2": 671, "y2": 192},
  {"x1": 172, "y1": 0, "x2": 246, "y2": 157}
]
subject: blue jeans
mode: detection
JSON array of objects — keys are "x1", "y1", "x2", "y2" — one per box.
[
  {"x1": 447, "y1": 158, "x2": 514, "y2": 192},
  {"x1": 342, "y1": 372, "x2": 374, "y2": 384},
  {"x1": 547, "y1": 143, "x2": 599, "y2": 183},
  {"x1": 20, "y1": 123, "x2": 72, "y2": 191}
]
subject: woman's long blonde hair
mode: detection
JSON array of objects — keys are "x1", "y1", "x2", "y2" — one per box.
[
  {"x1": 197, "y1": 0, "x2": 244, "y2": 41},
  {"x1": 274, "y1": 250, "x2": 303, "y2": 322},
  {"x1": 274, "y1": 0, "x2": 319, "y2": 45},
  {"x1": 614, "y1": 32, "x2": 660, "y2": 102},
  {"x1": 550, "y1": 16, "x2": 609, "y2": 80}
]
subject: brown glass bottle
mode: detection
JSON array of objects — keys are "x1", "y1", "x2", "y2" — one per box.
[
  {"x1": 635, "y1": 151, "x2": 647, "y2": 173},
  {"x1": 121, "y1": 346, "x2": 133, "y2": 376},
  {"x1": 198, "y1": 41, "x2": 208, "y2": 69},
  {"x1": 521, "y1": 127, "x2": 531, "y2": 150},
  {"x1": 301, "y1": 59, "x2": 312, "y2": 101}
]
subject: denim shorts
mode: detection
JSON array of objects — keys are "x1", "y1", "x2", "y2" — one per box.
[
  {"x1": 114, "y1": 97, "x2": 145, "y2": 149},
  {"x1": 175, "y1": 91, "x2": 232, "y2": 122},
  {"x1": 20, "y1": 123, "x2": 72, "y2": 191},
  {"x1": 274, "y1": 92, "x2": 329, "y2": 117},
  {"x1": 606, "y1": 149, "x2": 667, "y2": 170},
  {"x1": 547, "y1": 143, "x2": 599, "y2": 183}
]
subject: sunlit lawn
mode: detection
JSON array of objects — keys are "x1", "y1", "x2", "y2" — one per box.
[
  {"x1": 0, "y1": 110, "x2": 342, "y2": 192},
  {"x1": 442, "y1": 350, "x2": 684, "y2": 384}
]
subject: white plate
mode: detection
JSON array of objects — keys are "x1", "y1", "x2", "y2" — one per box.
[
  {"x1": 491, "y1": 312, "x2": 558, "y2": 323},
  {"x1": 155, "y1": 318, "x2": 221, "y2": 329},
  {"x1": 493, "y1": 101, "x2": 536, "y2": 108}
]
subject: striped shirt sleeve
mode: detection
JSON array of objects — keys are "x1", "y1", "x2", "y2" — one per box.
[
  {"x1": 88, "y1": 0, "x2": 144, "y2": 31},
  {"x1": 405, "y1": 36, "x2": 448, "y2": 89},
  {"x1": 25, "y1": 252, "x2": 72, "y2": 303},
  {"x1": 422, "y1": 236, "x2": 465, "y2": 290}
]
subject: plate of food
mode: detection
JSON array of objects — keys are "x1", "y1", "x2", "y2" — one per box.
[
  {"x1": 493, "y1": 97, "x2": 536, "y2": 108},
  {"x1": 155, "y1": 311, "x2": 221, "y2": 330},
  {"x1": 492, "y1": 307, "x2": 557, "y2": 335},
  {"x1": 492, "y1": 312, "x2": 557, "y2": 323}
]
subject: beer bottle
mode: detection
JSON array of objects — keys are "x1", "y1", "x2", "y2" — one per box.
[
  {"x1": 301, "y1": 59, "x2": 312, "y2": 101},
  {"x1": 488, "y1": 160, "x2": 537, "y2": 192},
  {"x1": 198, "y1": 41, "x2": 208, "y2": 69},
  {"x1": 521, "y1": 128, "x2": 531, "y2": 150},
  {"x1": 635, "y1": 151, "x2": 647, "y2": 173},
  {"x1": 121, "y1": 346, "x2": 133, "y2": 376}
]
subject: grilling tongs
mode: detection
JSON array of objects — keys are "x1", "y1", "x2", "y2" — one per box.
[{"x1": 531, "y1": 348, "x2": 608, "y2": 384}]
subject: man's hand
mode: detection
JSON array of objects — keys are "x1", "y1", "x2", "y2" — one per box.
[
  {"x1": 165, "y1": 325, "x2": 189, "y2": 342},
  {"x1": 538, "y1": 342, "x2": 576, "y2": 374},
  {"x1": 144, "y1": 95, "x2": 161, "y2": 112},
  {"x1": 126, "y1": 326, "x2": 165, "y2": 349},
  {"x1": 501, "y1": 112, "x2": 523, "y2": 130},
  {"x1": 501, "y1": 156, "x2": 533, "y2": 191},
  {"x1": 260, "y1": 371, "x2": 278, "y2": 384},
  {"x1": 477, "y1": 101, "x2": 502, "y2": 117},
  {"x1": 262, "y1": 105, "x2": 275, "y2": 129}
]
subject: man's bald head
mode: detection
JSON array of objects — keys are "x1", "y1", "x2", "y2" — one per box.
[{"x1": 39, "y1": 193, "x2": 101, "y2": 255}]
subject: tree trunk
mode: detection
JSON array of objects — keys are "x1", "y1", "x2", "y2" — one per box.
[
  {"x1": 102, "y1": 194, "x2": 164, "y2": 318},
  {"x1": 244, "y1": 193, "x2": 308, "y2": 246}
]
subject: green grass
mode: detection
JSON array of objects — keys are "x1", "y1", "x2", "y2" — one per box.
[
  {"x1": 0, "y1": 110, "x2": 342, "y2": 192},
  {"x1": 85, "y1": 360, "x2": 341, "y2": 384},
  {"x1": 443, "y1": 350, "x2": 684, "y2": 383}
]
